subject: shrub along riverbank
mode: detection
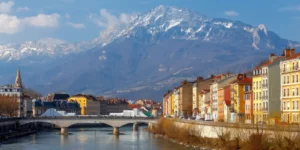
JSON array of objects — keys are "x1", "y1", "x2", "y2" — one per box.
[{"x1": 148, "y1": 118, "x2": 300, "y2": 150}]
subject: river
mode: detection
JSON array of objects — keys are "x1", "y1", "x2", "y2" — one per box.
[{"x1": 0, "y1": 126, "x2": 197, "y2": 150}]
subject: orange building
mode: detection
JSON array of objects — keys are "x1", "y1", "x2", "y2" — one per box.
[
  {"x1": 230, "y1": 74, "x2": 252, "y2": 123},
  {"x1": 218, "y1": 88, "x2": 225, "y2": 121}
]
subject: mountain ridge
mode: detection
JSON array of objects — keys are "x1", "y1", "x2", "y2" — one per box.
[{"x1": 0, "y1": 5, "x2": 299, "y2": 101}]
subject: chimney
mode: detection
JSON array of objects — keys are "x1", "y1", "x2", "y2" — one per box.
[
  {"x1": 181, "y1": 80, "x2": 188, "y2": 85},
  {"x1": 197, "y1": 76, "x2": 204, "y2": 82},
  {"x1": 284, "y1": 47, "x2": 295, "y2": 57},
  {"x1": 269, "y1": 53, "x2": 277, "y2": 62}
]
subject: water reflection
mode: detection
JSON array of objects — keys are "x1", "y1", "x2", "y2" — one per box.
[
  {"x1": 0, "y1": 127, "x2": 198, "y2": 150},
  {"x1": 60, "y1": 134, "x2": 69, "y2": 145},
  {"x1": 31, "y1": 134, "x2": 37, "y2": 144}
]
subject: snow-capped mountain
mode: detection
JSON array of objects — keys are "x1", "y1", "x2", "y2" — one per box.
[
  {"x1": 0, "y1": 5, "x2": 299, "y2": 100},
  {"x1": 0, "y1": 5, "x2": 298, "y2": 61},
  {"x1": 97, "y1": 5, "x2": 298, "y2": 50}
]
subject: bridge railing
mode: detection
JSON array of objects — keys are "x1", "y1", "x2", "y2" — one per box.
[{"x1": 23, "y1": 116, "x2": 158, "y2": 120}]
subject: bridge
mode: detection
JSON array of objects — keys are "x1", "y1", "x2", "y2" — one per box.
[{"x1": 19, "y1": 117, "x2": 157, "y2": 135}]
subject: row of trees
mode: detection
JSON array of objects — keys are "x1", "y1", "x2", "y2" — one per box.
[{"x1": 0, "y1": 97, "x2": 19, "y2": 117}]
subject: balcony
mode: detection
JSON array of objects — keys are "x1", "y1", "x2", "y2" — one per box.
[
  {"x1": 261, "y1": 107, "x2": 268, "y2": 112},
  {"x1": 262, "y1": 73, "x2": 268, "y2": 77},
  {"x1": 261, "y1": 96, "x2": 268, "y2": 100},
  {"x1": 212, "y1": 108, "x2": 218, "y2": 111},
  {"x1": 281, "y1": 66, "x2": 299, "y2": 73},
  {"x1": 262, "y1": 84, "x2": 268, "y2": 88},
  {"x1": 204, "y1": 99, "x2": 211, "y2": 104}
]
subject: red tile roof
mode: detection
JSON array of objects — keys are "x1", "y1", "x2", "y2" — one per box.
[
  {"x1": 231, "y1": 74, "x2": 252, "y2": 84},
  {"x1": 285, "y1": 53, "x2": 300, "y2": 61}
]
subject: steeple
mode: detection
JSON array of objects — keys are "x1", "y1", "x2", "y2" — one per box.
[{"x1": 15, "y1": 68, "x2": 23, "y2": 88}]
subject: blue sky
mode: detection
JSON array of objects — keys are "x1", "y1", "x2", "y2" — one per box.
[{"x1": 0, "y1": 0, "x2": 300, "y2": 44}]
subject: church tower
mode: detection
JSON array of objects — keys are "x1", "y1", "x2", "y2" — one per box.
[{"x1": 15, "y1": 68, "x2": 23, "y2": 88}]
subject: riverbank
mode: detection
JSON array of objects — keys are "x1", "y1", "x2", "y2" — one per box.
[{"x1": 148, "y1": 118, "x2": 300, "y2": 150}]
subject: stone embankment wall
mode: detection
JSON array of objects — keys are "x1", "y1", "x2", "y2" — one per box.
[
  {"x1": 173, "y1": 119, "x2": 300, "y2": 140},
  {"x1": 150, "y1": 118, "x2": 300, "y2": 149}
]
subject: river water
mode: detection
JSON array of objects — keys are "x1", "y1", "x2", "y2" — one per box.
[{"x1": 0, "y1": 126, "x2": 197, "y2": 150}]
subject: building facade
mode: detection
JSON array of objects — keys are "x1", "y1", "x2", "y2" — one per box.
[
  {"x1": 244, "y1": 85, "x2": 253, "y2": 124},
  {"x1": 173, "y1": 88, "x2": 180, "y2": 117},
  {"x1": 210, "y1": 74, "x2": 235, "y2": 121},
  {"x1": 68, "y1": 94, "x2": 100, "y2": 115},
  {"x1": 0, "y1": 69, "x2": 24, "y2": 117},
  {"x1": 218, "y1": 88, "x2": 225, "y2": 121},
  {"x1": 252, "y1": 66, "x2": 263, "y2": 124},
  {"x1": 178, "y1": 80, "x2": 193, "y2": 117},
  {"x1": 223, "y1": 85, "x2": 231, "y2": 122},
  {"x1": 280, "y1": 49, "x2": 300, "y2": 123},
  {"x1": 230, "y1": 74, "x2": 252, "y2": 123}
]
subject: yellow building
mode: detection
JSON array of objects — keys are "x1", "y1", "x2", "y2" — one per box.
[
  {"x1": 280, "y1": 49, "x2": 300, "y2": 123},
  {"x1": 252, "y1": 66, "x2": 263, "y2": 124},
  {"x1": 170, "y1": 93, "x2": 174, "y2": 116},
  {"x1": 173, "y1": 88, "x2": 180, "y2": 117},
  {"x1": 68, "y1": 94, "x2": 100, "y2": 115}
]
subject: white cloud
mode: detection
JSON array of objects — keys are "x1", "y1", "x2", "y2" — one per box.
[
  {"x1": 280, "y1": 5, "x2": 300, "y2": 11},
  {"x1": 0, "y1": 14, "x2": 21, "y2": 34},
  {"x1": 0, "y1": 13, "x2": 61, "y2": 34},
  {"x1": 224, "y1": 10, "x2": 239, "y2": 17},
  {"x1": 67, "y1": 22, "x2": 85, "y2": 29},
  {"x1": 16, "y1": 6, "x2": 29, "y2": 12},
  {"x1": 23, "y1": 13, "x2": 60, "y2": 27},
  {"x1": 0, "y1": 1, "x2": 60, "y2": 34},
  {"x1": 0, "y1": 1, "x2": 14, "y2": 13},
  {"x1": 90, "y1": 9, "x2": 133, "y2": 31}
]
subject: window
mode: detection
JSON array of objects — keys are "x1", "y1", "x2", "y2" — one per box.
[
  {"x1": 287, "y1": 76, "x2": 290, "y2": 84},
  {"x1": 297, "y1": 75, "x2": 299, "y2": 83},
  {"x1": 293, "y1": 63, "x2": 295, "y2": 70},
  {"x1": 293, "y1": 101, "x2": 295, "y2": 110},
  {"x1": 297, "y1": 101, "x2": 299, "y2": 110},
  {"x1": 259, "y1": 103, "x2": 261, "y2": 111},
  {"x1": 284, "y1": 101, "x2": 286, "y2": 110},
  {"x1": 293, "y1": 75, "x2": 295, "y2": 83},
  {"x1": 293, "y1": 88, "x2": 295, "y2": 96}
]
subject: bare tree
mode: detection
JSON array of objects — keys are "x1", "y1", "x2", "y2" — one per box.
[{"x1": 0, "y1": 96, "x2": 19, "y2": 117}]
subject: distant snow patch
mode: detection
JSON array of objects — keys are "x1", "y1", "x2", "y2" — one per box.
[
  {"x1": 196, "y1": 24, "x2": 205, "y2": 32},
  {"x1": 173, "y1": 67, "x2": 193, "y2": 75},
  {"x1": 214, "y1": 22, "x2": 233, "y2": 28},
  {"x1": 258, "y1": 24, "x2": 268, "y2": 35},
  {"x1": 165, "y1": 19, "x2": 182, "y2": 31}
]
